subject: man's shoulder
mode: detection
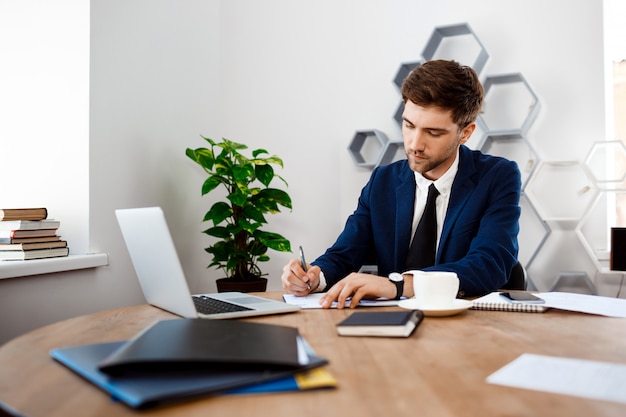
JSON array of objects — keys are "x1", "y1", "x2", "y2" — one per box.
[
  {"x1": 376, "y1": 158, "x2": 408, "y2": 169},
  {"x1": 458, "y1": 146, "x2": 521, "y2": 191},
  {"x1": 371, "y1": 159, "x2": 411, "y2": 179},
  {"x1": 461, "y1": 145, "x2": 518, "y2": 171}
]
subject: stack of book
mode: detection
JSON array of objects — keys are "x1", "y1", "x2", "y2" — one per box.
[{"x1": 0, "y1": 207, "x2": 69, "y2": 260}]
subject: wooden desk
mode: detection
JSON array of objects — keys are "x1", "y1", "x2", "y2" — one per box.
[{"x1": 1, "y1": 292, "x2": 626, "y2": 417}]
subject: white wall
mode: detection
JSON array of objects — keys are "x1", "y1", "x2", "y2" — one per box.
[
  {"x1": 0, "y1": 0, "x2": 607, "y2": 344},
  {"x1": 0, "y1": 0, "x2": 91, "y2": 344},
  {"x1": 0, "y1": 0, "x2": 89, "y2": 252}
]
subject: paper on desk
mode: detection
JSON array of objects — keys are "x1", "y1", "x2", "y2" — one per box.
[
  {"x1": 538, "y1": 292, "x2": 626, "y2": 318},
  {"x1": 282, "y1": 293, "x2": 400, "y2": 309},
  {"x1": 487, "y1": 353, "x2": 626, "y2": 405}
]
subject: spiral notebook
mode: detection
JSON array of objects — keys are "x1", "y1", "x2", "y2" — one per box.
[{"x1": 471, "y1": 292, "x2": 548, "y2": 313}]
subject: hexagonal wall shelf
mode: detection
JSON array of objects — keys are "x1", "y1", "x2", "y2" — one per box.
[
  {"x1": 393, "y1": 61, "x2": 422, "y2": 90},
  {"x1": 525, "y1": 161, "x2": 598, "y2": 222},
  {"x1": 526, "y1": 228, "x2": 601, "y2": 292},
  {"x1": 549, "y1": 271, "x2": 597, "y2": 295},
  {"x1": 576, "y1": 195, "x2": 609, "y2": 273},
  {"x1": 392, "y1": 61, "x2": 422, "y2": 127},
  {"x1": 394, "y1": 101, "x2": 404, "y2": 127},
  {"x1": 348, "y1": 129, "x2": 390, "y2": 168},
  {"x1": 479, "y1": 131, "x2": 539, "y2": 189},
  {"x1": 421, "y1": 23, "x2": 489, "y2": 74},
  {"x1": 379, "y1": 140, "x2": 406, "y2": 167},
  {"x1": 477, "y1": 73, "x2": 540, "y2": 134},
  {"x1": 518, "y1": 192, "x2": 551, "y2": 268},
  {"x1": 585, "y1": 140, "x2": 626, "y2": 186}
]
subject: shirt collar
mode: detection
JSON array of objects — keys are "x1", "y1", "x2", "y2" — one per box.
[{"x1": 413, "y1": 149, "x2": 459, "y2": 196}]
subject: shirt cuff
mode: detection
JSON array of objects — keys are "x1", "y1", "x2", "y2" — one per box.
[{"x1": 313, "y1": 270, "x2": 327, "y2": 292}]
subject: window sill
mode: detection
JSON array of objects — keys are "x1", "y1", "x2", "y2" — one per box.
[{"x1": 0, "y1": 253, "x2": 109, "y2": 280}]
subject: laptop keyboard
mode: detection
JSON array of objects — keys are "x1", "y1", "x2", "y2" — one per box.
[{"x1": 192, "y1": 295, "x2": 253, "y2": 315}]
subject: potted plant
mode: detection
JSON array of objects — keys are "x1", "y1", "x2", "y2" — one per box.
[{"x1": 185, "y1": 136, "x2": 293, "y2": 292}]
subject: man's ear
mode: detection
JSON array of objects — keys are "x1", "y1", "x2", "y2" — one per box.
[{"x1": 459, "y1": 122, "x2": 476, "y2": 145}]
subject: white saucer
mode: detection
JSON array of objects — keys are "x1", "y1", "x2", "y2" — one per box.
[{"x1": 398, "y1": 299, "x2": 473, "y2": 317}]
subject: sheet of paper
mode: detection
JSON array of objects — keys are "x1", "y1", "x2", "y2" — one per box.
[
  {"x1": 282, "y1": 293, "x2": 400, "y2": 309},
  {"x1": 538, "y1": 292, "x2": 626, "y2": 318},
  {"x1": 487, "y1": 353, "x2": 626, "y2": 404}
]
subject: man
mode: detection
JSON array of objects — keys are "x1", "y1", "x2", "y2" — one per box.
[{"x1": 282, "y1": 59, "x2": 521, "y2": 308}]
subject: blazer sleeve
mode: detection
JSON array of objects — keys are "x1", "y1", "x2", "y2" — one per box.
[
  {"x1": 311, "y1": 170, "x2": 379, "y2": 288},
  {"x1": 310, "y1": 161, "x2": 412, "y2": 288}
]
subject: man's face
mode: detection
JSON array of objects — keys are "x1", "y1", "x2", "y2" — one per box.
[{"x1": 401, "y1": 100, "x2": 475, "y2": 180}]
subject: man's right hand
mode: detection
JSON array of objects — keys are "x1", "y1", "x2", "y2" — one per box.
[{"x1": 281, "y1": 258, "x2": 320, "y2": 296}]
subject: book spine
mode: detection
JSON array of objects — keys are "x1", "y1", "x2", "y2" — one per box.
[{"x1": 0, "y1": 208, "x2": 48, "y2": 221}]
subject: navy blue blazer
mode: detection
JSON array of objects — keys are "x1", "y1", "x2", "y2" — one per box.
[{"x1": 312, "y1": 145, "x2": 521, "y2": 297}]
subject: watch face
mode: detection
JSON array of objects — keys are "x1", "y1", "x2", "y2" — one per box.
[{"x1": 389, "y1": 272, "x2": 403, "y2": 282}]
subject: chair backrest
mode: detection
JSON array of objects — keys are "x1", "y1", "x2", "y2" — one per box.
[{"x1": 500, "y1": 261, "x2": 527, "y2": 290}]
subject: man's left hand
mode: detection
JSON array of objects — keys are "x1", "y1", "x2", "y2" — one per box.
[{"x1": 319, "y1": 273, "x2": 396, "y2": 309}]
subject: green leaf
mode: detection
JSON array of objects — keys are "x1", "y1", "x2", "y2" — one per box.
[
  {"x1": 265, "y1": 155, "x2": 284, "y2": 167},
  {"x1": 223, "y1": 138, "x2": 248, "y2": 152},
  {"x1": 255, "y1": 230, "x2": 292, "y2": 252},
  {"x1": 227, "y1": 188, "x2": 248, "y2": 207},
  {"x1": 199, "y1": 148, "x2": 216, "y2": 167},
  {"x1": 186, "y1": 144, "x2": 215, "y2": 164},
  {"x1": 201, "y1": 136, "x2": 218, "y2": 147},
  {"x1": 255, "y1": 164, "x2": 274, "y2": 187},
  {"x1": 203, "y1": 226, "x2": 231, "y2": 239},
  {"x1": 201, "y1": 176, "x2": 222, "y2": 196},
  {"x1": 238, "y1": 217, "x2": 262, "y2": 234},
  {"x1": 267, "y1": 188, "x2": 292, "y2": 208},
  {"x1": 203, "y1": 201, "x2": 232, "y2": 225},
  {"x1": 213, "y1": 152, "x2": 232, "y2": 176},
  {"x1": 228, "y1": 221, "x2": 246, "y2": 233},
  {"x1": 232, "y1": 164, "x2": 254, "y2": 183},
  {"x1": 243, "y1": 204, "x2": 267, "y2": 225},
  {"x1": 252, "y1": 188, "x2": 292, "y2": 212},
  {"x1": 252, "y1": 148, "x2": 269, "y2": 158},
  {"x1": 248, "y1": 239, "x2": 268, "y2": 256}
]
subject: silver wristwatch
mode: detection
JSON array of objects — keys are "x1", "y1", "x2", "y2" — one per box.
[{"x1": 388, "y1": 272, "x2": 404, "y2": 300}]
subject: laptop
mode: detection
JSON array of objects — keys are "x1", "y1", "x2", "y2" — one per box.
[{"x1": 115, "y1": 206, "x2": 300, "y2": 319}]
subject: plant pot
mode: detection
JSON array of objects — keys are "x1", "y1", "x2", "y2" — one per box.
[{"x1": 216, "y1": 277, "x2": 268, "y2": 293}]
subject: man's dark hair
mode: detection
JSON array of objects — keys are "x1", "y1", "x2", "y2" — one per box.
[{"x1": 401, "y1": 60, "x2": 484, "y2": 129}]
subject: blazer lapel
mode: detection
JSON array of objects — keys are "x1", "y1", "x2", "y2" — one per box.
[
  {"x1": 395, "y1": 165, "x2": 417, "y2": 267},
  {"x1": 438, "y1": 146, "x2": 477, "y2": 261}
]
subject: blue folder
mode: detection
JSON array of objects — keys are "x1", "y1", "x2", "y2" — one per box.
[{"x1": 50, "y1": 339, "x2": 331, "y2": 409}]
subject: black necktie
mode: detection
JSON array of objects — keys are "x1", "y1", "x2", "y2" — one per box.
[{"x1": 406, "y1": 183, "x2": 440, "y2": 270}]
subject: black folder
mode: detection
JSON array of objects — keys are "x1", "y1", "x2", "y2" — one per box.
[{"x1": 97, "y1": 319, "x2": 303, "y2": 376}]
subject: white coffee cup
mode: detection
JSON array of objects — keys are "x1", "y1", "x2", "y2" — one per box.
[{"x1": 408, "y1": 270, "x2": 459, "y2": 309}]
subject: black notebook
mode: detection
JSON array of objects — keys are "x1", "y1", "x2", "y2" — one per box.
[{"x1": 336, "y1": 310, "x2": 424, "y2": 337}]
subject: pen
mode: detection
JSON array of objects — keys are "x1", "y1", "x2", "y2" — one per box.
[{"x1": 299, "y1": 246, "x2": 311, "y2": 290}]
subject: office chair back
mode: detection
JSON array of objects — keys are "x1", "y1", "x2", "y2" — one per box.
[{"x1": 500, "y1": 261, "x2": 527, "y2": 291}]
